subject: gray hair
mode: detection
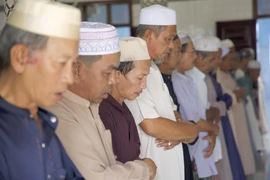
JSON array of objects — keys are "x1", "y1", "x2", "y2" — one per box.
[
  {"x1": 196, "y1": 51, "x2": 211, "y2": 60},
  {"x1": 77, "y1": 55, "x2": 102, "y2": 67},
  {"x1": 136, "y1": 24, "x2": 167, "y2": 38},
  {"x1": 0, "y1": 24, "x2": 48, "y2": 74},
  {"x1": 117, "y1": 61, "x2": 134, "y2": 76}
]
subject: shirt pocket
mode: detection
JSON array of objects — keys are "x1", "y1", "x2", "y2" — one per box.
[{"x1": 54, "y1": 168, "x2": 66, "y2": 180}]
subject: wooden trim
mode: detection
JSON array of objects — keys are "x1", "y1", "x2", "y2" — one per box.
[
  {"x1": 0, "y1": 6, "x2": 4, "y2": 12},
  {"x1": 252, "y1": 0, "x2": 257, "y2": 19},
  {"x1": 65, "y1": 1, "x2": 129, "y2": 6},
  {"x1": 256, "y1": 14, "x2": 270, "y2": 19},
  {"x1": 107, "y1": 4, "x2": 111, "y2": 24},
  {"x1": 252, "y1": 0, "x2": 270, "y2": 19}
]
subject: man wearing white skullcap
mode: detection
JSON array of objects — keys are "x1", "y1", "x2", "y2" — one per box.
[
  {"x1": 158, "y1": 33, "x2": 219, "y2": 180},
  {"x1": 208, "y1": 40, "x2": 246, "y2": 180},
  {"x1": 0, "y1": 0, "x2": 83, "y2": 179},
  {"x1": 199, "y1": 36, "x2": 235, "y2": 180},
  {"x1": 217, "y1": 41, "x2": 256, "y2": 176},
  {"x1": 247, "y1": 61, "x2": 268, "y2": 134},
  {"x1": 234, "y1": 48, "x2": 265, "y2": 154},
  {"x1": 99, "y1": 37, "x2": 157, "y2": 179},
  {"x1": 125, "y1": 4, "x2": 199, "y2": 180},
  {"x1": 184, "y1": 36, "x2": 222, "y2": 179},
  {"x1": 47, "y1": 23, "x2": 156, "y2": 180}
]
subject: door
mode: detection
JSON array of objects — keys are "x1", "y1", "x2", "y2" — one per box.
[{"x1": 216, "y1": 19, "x2": 256, "y2": 55}]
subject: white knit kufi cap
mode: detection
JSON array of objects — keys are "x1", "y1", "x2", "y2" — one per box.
[
  {"x1": 7, "y1": 0, "x2": 81, "y2": 40},
  {"x1": 79, "y1": 22, "x2": 120, "y2": 55},
  {"x1": 248, "y1": 60, "x2": 260, "y2": 69},
  {"x1": 139, "y1": 4, "x2": 176, "y2": 26},
  {"x1": 120, "y1": 37, "x2": 150, "y2": 62},
  {"x1": 221, "y1": 39, "x2": 235, "y2": 48},
  {"x1": 177, "y1": 32, "x2": 191, "y2": 45},
  {"x1": 194, "y1": 36, "x2": 219, "y2": 52}
]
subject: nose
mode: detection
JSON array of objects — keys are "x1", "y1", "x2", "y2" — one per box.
[
  {"x1": 168, "y1": 41, "x2": 174, "y2": 49},
  {"x1": 63, "y1": 61, "x2": 74, "y2": 85},
  {"x1": 193, "y1": 52, "x2": 198, "y2": 61},
  {"x1": 108, "y1": 70, "x2": 117, "y2": 85},
  {"x1": 140, "y1": 77, "x2": 147, "y2": 89}
]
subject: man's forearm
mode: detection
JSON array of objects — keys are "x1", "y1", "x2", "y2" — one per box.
[
  {"x1": 140, "y1": 117, "x2": 199, "y2": 141},
  {"x1": 196, "y1": 119, "x2": 218, "y2": 134}
]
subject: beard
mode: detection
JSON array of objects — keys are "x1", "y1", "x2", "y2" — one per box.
[{"x1": 154, "y1": 58, "x2": 165, "y2": 64}]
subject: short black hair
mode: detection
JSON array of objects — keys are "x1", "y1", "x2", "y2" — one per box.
[{"x1": 116, "y1": 61, "x2": 135, "y2": 76}]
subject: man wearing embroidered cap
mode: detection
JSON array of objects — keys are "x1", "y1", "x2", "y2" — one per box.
[
  {"x1": 125, "y1": 4, "x2": 199, "y2": 180},
  {"x1": 0, "y1": 0, "x2": 83, "y2": 179},
  {"x1": 47, "y1": 23, "x2": 156, "y2": 180},
  {"x1": 99, "y1": 37, "x2": 156, "y2": 179}
]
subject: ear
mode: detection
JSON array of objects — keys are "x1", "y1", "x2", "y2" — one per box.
[
  {"x1": 197, "y1": 53, "x2": 203, "y2": 61},
  {"x1": 143, "y1": 29, "x2": 154, "y2": 44},
  {"x1": 10, "y1": 44, "x2": 30, "y2": 73},
  {"x1": 115, "y1": 70, "x2": 121, "y2": 83},
  {"x1": 72, "y1": 61, "x2": 83, "y2": 83}
]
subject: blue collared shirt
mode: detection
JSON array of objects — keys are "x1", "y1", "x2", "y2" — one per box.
[
  {"x1": 172, "y1": 71, "x2": 217, "y2": 178},
  {"x1": 0, "y1": 97, "x2": 83, "y2": 180}
]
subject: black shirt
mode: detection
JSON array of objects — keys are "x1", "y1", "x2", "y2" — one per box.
[{"x1": 161, "y1": 73, "x2": 194, "y2": 180}]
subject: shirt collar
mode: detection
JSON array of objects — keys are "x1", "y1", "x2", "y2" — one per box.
[
  {"x1": 106, "y1": 94, "x2": 129, "y2": 114},
  {"x1": 173, "y1": 71, "x2": 191, "y2": 81},
  {"x1": 63, "y1": 90, "x2": 91, "y2": 108},
  {"x1": 185, "y1": 67, "x2": 205, "y2": 81},
  {"x1": 0, "y1": 96, "x2": 58, "y2": 146}
]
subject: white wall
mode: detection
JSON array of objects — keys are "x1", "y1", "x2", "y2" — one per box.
[
  {"x1": 132, "y1": 0, "x2": 253, "y2": 36},
  {"x1": 0, "y1": 0, "x2": 253, "y2": 34}
]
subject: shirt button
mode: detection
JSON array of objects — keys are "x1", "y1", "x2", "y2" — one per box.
[
  {"x1": 50, "y1": 117, "x2": 57, "y2": 123},
  {"x1": 41, "y1": 143, "x2": 46, "y2": 148},
  {"x1": 47, "y1": 174, "x2": 51, "y2": 179}
]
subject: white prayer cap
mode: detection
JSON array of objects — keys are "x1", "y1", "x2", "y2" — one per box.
[
  {"x1": 221, "y1": 45, "x2": 230, "y2": 58},
  {"x1": 208, "y1": 36, "x2": 222, "y2": 48},
  {"x1": 221, "y1": 39, "x2": 235, "y2": 48},
  {"x1": 120, "y1": 37, "x2": 150, "y2": 62},
  {"x1": 177, "y1": 32, "x2": 191, "y2": 45},
  {"x1": 79, "y1": 22, "x2": 120, "y2": 56},
  {"x1": 194, "y1": 36, "x2": 219, "y2": 52},
  {"x1": 7, "y1": 0, "x2": 81, "y2": 41},
  {"x1": 139, "y1": 4, "x2": 176, "y2": 26},
  {"x1": 248, "y1": 60, "x2": 260, "y2": 69}
]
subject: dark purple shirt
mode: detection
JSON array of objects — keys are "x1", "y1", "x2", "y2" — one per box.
[{"x1": 99, "y1": 94, "x2": 140, "y2": 163}]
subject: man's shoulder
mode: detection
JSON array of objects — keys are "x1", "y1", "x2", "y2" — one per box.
[{"x1": 46, "y1": 98, "x2": 76, "y2": 122}]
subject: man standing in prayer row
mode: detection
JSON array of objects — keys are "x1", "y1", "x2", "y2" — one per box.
[
  {"x1": 204, "y1": 36, "x2": 233, "y2": 180},
  {"x1": 185, "y1": 37, "x2": 223, "y2": 161},
  {"x1": 47, "y1": 22, "x2": 156, "y2": 180},
  {"x1": 0, "y1": 0, "x2": 84, "y2": 179},
  {"x1": 217, "y1": 41, "x2": 256, "y2": 176},
  {"x1": 158, "y1": 33, "x2": 219, "y2": 180},
  {"x1": 209, "y1": 45, "x2": 246, "y2": 180},
  {"x1": 99, "y1": 37, "x2": 151, "y2": 164},
  {"x1": 125, "y1": 4, "x2": 201, "y2": 180},
  {"x1": 234, "y1": 48, "x2": 264, "y2": 152}
]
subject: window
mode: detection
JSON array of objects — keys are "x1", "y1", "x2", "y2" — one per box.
[{"x1": 77, "y1": 1, "x2": 132, "y2": 38}]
